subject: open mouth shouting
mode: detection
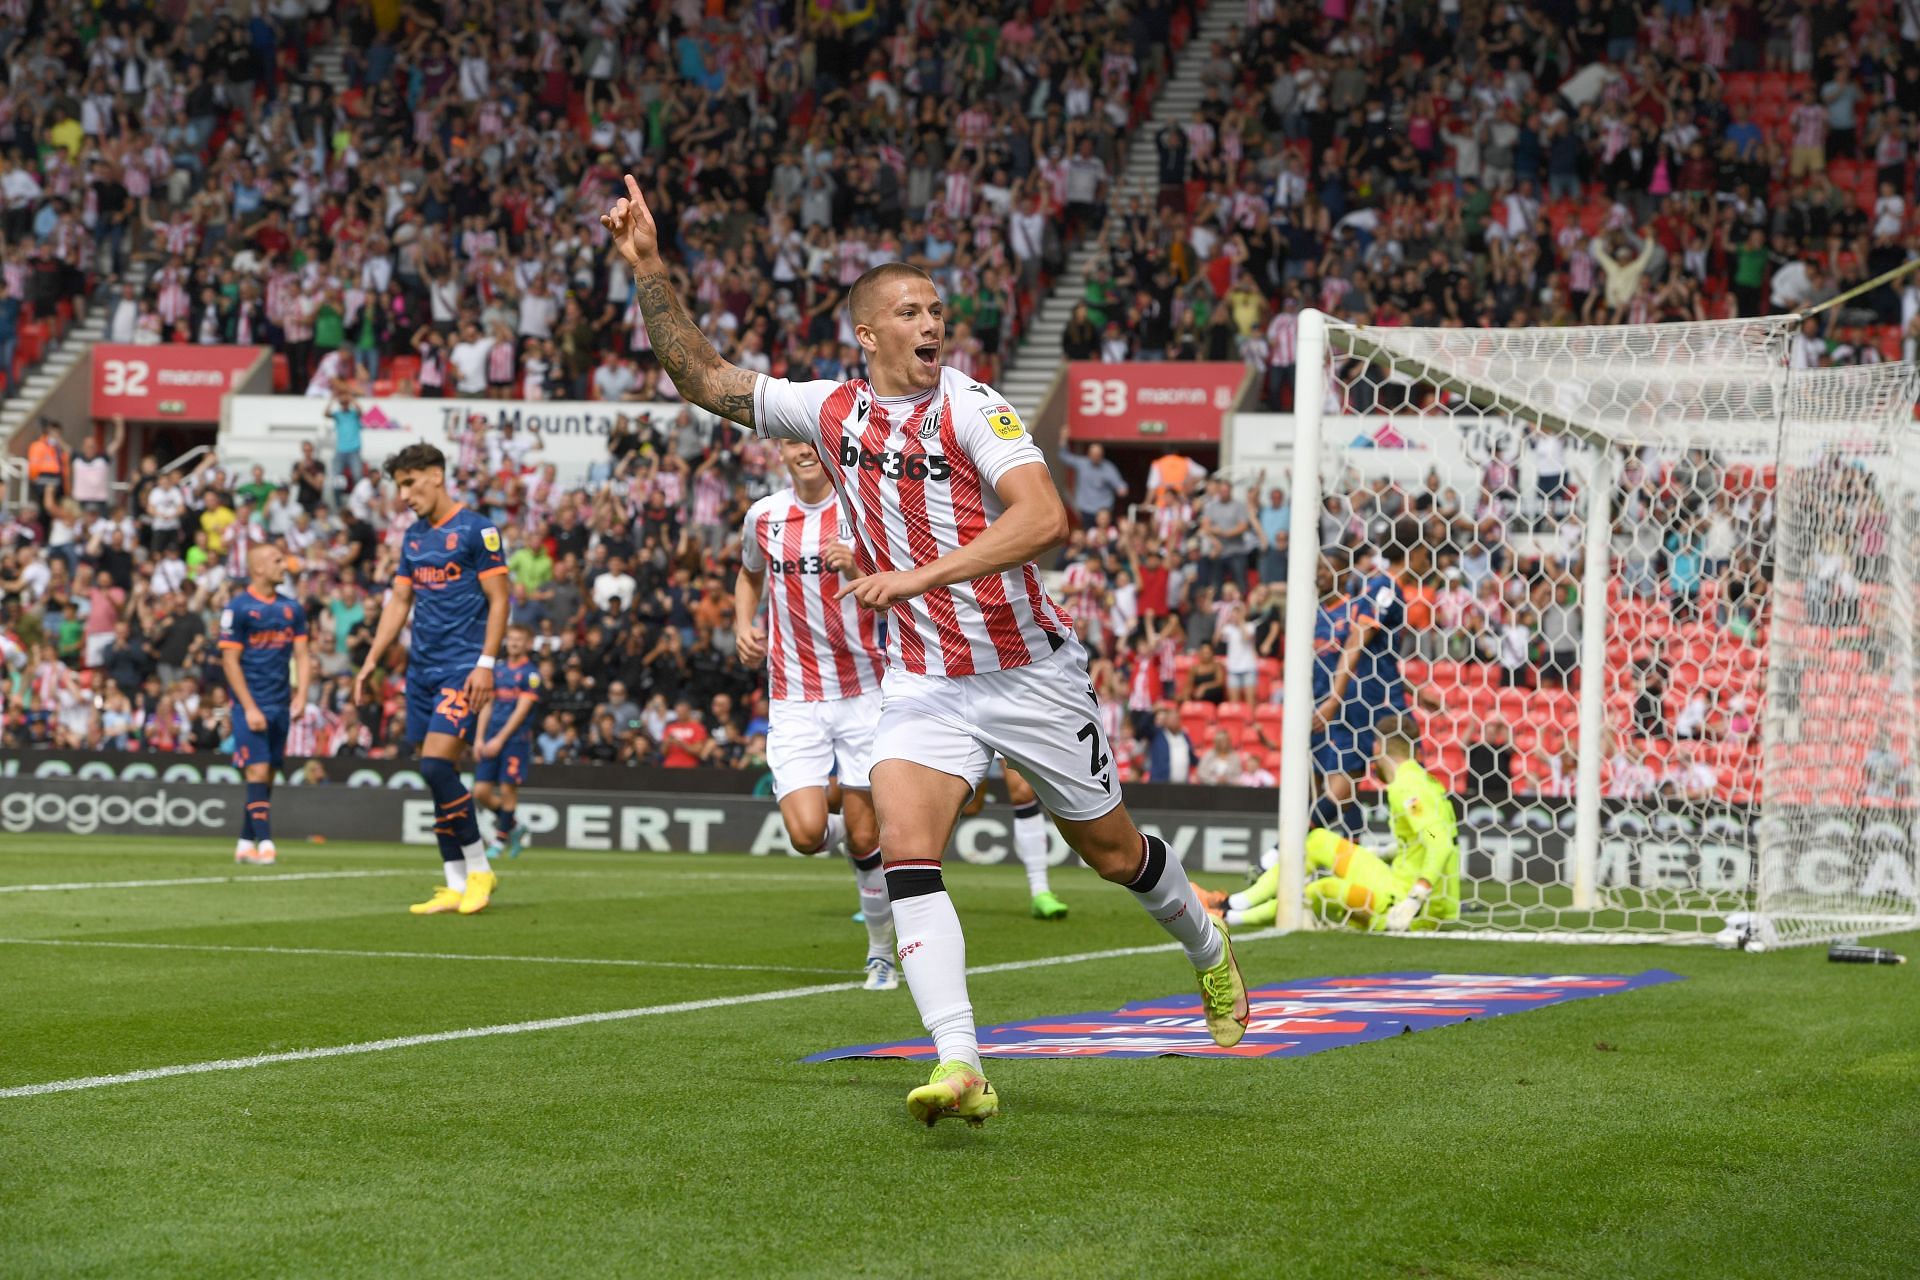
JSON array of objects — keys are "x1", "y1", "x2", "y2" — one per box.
[{"x1": 914, "y1": 341, "x2": 941, "y2": 369}]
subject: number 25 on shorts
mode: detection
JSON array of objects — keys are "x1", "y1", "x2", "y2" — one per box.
[{"x1": 436, "y1": 688, "x2": 470, "y2": 724}]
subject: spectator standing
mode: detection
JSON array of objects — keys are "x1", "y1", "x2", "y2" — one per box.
[
  {"x1": 1060, "y1": 443, "x2": 1128, "y2": 528},
  {"x1": 328, "y1": 392, "x2": 364, "y2": 494},
  {"x1": 26, "y1": 420, "x2": 69, "y2": 526},
  {"x1": 1199, "y1": 477, "x2": 1254, "y2": 589},
  {"x1": 448, "y1": 322, "x2": 492, "y2": 398},
  {"x1": 1146, "y1": 704, "x2": 1197, "y2": 784}
]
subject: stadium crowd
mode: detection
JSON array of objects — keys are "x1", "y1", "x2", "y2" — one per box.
[
  {"x1": 1064, "y1": 0, "x2": 1920, "y2": 387},
  {"x1": 0, "y1": 0, "x2": 1192, "y2": 398},
  {"x1": 1, "y1": 0, "x2": 1913, "y2": 808}
]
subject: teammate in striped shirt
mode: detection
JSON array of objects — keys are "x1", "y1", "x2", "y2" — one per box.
[
  {"x1": 607, "y1": 174, "x2": 1246, "y2": 1128},
  {"x1": 736, "y1": 438, "x2": 898, "y2": 990}
]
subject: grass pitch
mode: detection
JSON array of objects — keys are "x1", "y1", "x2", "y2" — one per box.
[{"x1": 1, "y1": 837, "x2": 1915, "y2": 1279}]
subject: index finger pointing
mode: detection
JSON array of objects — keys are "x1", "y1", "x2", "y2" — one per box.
[{"x1": 624, "y1": 173, "x2": 644, "y2": 205}]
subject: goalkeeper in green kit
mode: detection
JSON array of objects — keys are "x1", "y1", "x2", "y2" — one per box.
[{"x1": 1195, "y1": 716, "x2": 1460, "y2": 931}]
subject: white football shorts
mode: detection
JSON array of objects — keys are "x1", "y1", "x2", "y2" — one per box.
[
  {"x1": 766, "y1": 688, "x2": 881, "y2": 798},
  {"x1": 872, "y1": 636, "x2": 1121, "y2": 822}
]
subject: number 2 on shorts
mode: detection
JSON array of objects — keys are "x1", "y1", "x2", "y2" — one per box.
[{"x1": 1076, "y1": 721, "x2": 1110, "y2": 777}]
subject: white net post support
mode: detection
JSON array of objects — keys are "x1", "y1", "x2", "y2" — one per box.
[
  {"x1": 1569, "y1": 446, "x2": 1613, "y2": 912},
  {"x1": 1273, "y1": 309, "x2": 1329, "y2": 932},
  {"x1": 1284, "y1": 312, "x2": 1920, "y2": 944}
]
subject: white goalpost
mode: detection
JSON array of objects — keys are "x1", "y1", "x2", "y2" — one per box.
[{"x1": 1279, "y1": 309, "x2": 1920, "y2": 945}]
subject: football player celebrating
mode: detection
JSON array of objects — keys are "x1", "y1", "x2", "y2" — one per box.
[
  {"x1": 354, "y1": 443, "x2": 510, "y2": 916},
  {"x1": 219, "y1": 543, "x2": 311, "y2": 866},
  {"x1": 474, "y1": 622, "x2": 541, "y2": 860},
  {"x1": 738, "y1": 438, "x2": 898, "y2": 990},
  {"x1": 609, "y1": 174, "x2": 1244, "y2": 1128}
]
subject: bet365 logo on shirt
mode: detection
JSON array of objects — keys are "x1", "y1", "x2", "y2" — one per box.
[
  {"x1": 836, "y1": 437, "x2": 953, "y2": 481},
  {"x1": 768, "y1": 553, "x2": 830, "y2": 576}
]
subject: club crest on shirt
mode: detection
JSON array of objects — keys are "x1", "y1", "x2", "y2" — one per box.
[
  {"x1": 987, "y1": 405, "x2": 1024, "y2": 440},
  {"x1": 918, "y1": 402, "x2": 945, "y2": 440},
  {"x1": 482, "y1": 526, "x2": 501, "y2": 552},
  {"x1": 445, "y1": 531, "x2": 459, "y2": 551}
]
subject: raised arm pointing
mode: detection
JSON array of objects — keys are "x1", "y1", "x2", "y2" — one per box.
[{"x1": 602, "y1": 174, "x2": 757, "y2": 428}]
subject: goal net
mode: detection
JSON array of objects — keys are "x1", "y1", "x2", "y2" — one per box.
[{"x1": 1272, "y1": 312, "x2": 1920, "y2": 945}]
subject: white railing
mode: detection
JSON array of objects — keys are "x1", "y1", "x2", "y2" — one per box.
[{"x1": 0, "y1": 456, "x2": 25, "y2": 516}]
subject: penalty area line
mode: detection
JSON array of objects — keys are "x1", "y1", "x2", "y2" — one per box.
[
  {"x1": 0, "y1": 937, "x2": 849, "y2": 976},
  {"x1": 0, "y1": 930, "x2": 1286, "y2": 1101}
]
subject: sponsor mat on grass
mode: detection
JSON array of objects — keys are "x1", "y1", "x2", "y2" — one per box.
[{"x1": 803, "y1": 971, "x2": 1685, "y2": 1061}]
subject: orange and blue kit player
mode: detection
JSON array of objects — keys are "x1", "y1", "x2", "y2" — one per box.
[
  {"x1": 220, "y1": 588, "x2": 309, "y2": 769},
  {"x1": 394, "y1": 505, "x2": 509, "y2": 745}
]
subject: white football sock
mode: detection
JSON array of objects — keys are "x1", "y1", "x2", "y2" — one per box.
[
  {"x1": 1126, "y1": 833, "x2": 1225, "y2": 969},
  {"x1": 443, "y1": 859, "x2": 469, "y2": 892},
  {"x1": 850, "y1": 852, "x2": 895, "y2": 959},
  {"x1": 1011, "y1": 804, "x2": 1052, "y2": 897},
  {"x1": 1226, "y1": 888, "x2": 1255, "y2": 912},
  {"x1": 463, "y1": 843, "x2": 491, "y2": 876},
  {"x1": 820, "y1": 812, "x2": 848, "y2": 855},
  {"x1": 886, "y1": 866, "x2": 979, "y2": 1071}
]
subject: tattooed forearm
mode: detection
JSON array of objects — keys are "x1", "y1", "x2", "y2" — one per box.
[{"x1": 632, "y1": 268, "x2": 758, "y2": 428}]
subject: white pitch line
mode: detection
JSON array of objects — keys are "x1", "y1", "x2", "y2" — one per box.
[
  {"x1": 0, "y1": 937, "x2": 848, "y2": 976},
  {"x1": 0, "y1": 931, "x2": 1285, "y2": 1101},
  {"x1": 0, "y1": 869, "x2": 417, "y2": 894},
  {"x1": 967, "y1": 927, "x2": 1285, "y2": 974},
  {"x1": 0, "y1": 983, "x2": 862, "y2": 1100}
]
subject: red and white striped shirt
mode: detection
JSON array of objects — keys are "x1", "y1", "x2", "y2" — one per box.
[
  {"x1": 486, "y1": 338, "x2": 516, "y2": 384},
  {"x1": 835, "y1": 235, "x2": 871, "y2": 286},
  {"x1": 286, "y1": 702, "x2": 332, "y2": 758},
  {"x1": 154, "y1": 267, "x2": 191, "y2": 325},
  {"x1": 1264, "y1": 310, "x2": 1298, "y2": 366},
  {"x1": 691, "y1": 467, "x2": 729, "y2": 527},
  {"x1": 225, "y1": 517, "x2": 259, "y2": 579},
  {"x1": 1790, "y1": 104, "x2": 1826, "y2": 150},
  {"x1": 941, "y1": 169, "x2": 974, "y2": 221},
  {"x1": 954, "y1": 106, "x2": 992, "y2": 145},
  {"x1": 1563, "y1": 225, "x2": 1597, "y2": 293},
  {"x1": 1184, "y1": 120, "x2": 1216, "y2": 160},
  {"x1": 753, "y1": 367, "x2": 1076, "y2": 678},
  {"x1": 51, "y1": 218, "x2": 90, "y2": 266},
  {"x1": 1700, "y1": 5, "x2": 1730, "y2": 67},
  {"x1": 741, "y1": 488, "x2": 885, "y2": 702}
]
